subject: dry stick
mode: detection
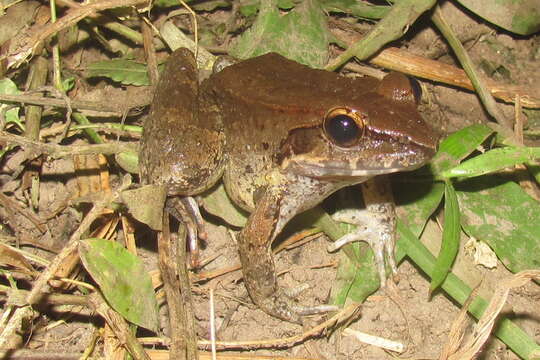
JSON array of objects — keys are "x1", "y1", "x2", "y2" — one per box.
[
  {"x1": 363, "y1": 46, "x2": 540, "y2": 108},
  {"x1": 138, "y1": 303, "x2": 362, "y2": 351},
  {"x1": 24, "y1": 57, "x2": 48, "y2": 141},
  {"x1": 55, "y1": 0, "x2": 145, "y2": 45},
  {"x1": 141, "y1": 19, "x2": 159, "y2": 88},
  {"x1": 158, "y1": 215, "x2": 198, "y2": 359},
  {"x1": 0, "y1": 130, "x2": 137, "y2": 159},
  {"x1": 6, "y1": 0, "x2": 150, "y2": 68},
  {"x1": 197, "y1": 303, "x2": 362, "y2": 351},
  {"x1": 439, "y1": 285, "x2": 481, "y2": 360},
  {"x1": 89, "y1": 293, "x2": 151, "y2": 360},
  {"x1": 0, "y1": 285, "x2": 89, "y2": 307},
  {"x1": 175, "y1": 221, "x2": 199, "y2": 359},
  {"x1": 22, "y1": 56, "x2": 48, "y2": 210},
  {"x1": 158, "y1": 214, "x2": 185, "y2": 359},
  {"x1": 145, "y1": 350, "x2": 317, "y2": 360},
  {"x1": 431, "y1": 7, "x2": 513, "y2": 133},
  {"x1": 0, "y1": 93, "x2": 149, "y2": 117},
  {"x1": 0, "y1": 192, "x2": 47, "y2": 233}
]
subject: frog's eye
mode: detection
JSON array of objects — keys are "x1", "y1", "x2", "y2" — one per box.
[{"x1": 323, "y1": 107, "x2": 365, "y2": 147}]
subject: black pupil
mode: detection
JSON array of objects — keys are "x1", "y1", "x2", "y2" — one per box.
[{"x1": 325, "y1": 114, "x2": 359, "y2": 146}]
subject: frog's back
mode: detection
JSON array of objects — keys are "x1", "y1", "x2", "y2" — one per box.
[{"x1": 207, "y1": 53, "x2": 379, "y2": 120}]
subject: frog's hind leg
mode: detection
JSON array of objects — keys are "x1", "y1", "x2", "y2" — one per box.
[{"x1": 237, "y1": 185, "x2": 338, "y2": 323}]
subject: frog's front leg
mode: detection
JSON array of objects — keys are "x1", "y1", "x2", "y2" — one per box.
[
  {"x1": 237, "y1": 187, "x2": 335, "y2": 323},
  {"x1": 331, "y1": 176, "x2": 398, "y2": 285}
]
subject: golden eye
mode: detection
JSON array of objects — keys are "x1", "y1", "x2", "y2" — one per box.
[{"x1": 323, "y1": 107, "x2": 365, "y2": 147}]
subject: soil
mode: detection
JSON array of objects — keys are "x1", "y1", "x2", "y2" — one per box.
[{"x1": 1, "y1": 1, "x2": 539, "y2": 359}]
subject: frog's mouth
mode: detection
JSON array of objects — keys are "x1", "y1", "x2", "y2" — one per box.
[
  {"x1": 282, "y1": 148, "x2": 434, "y2": 179},
  {"x1": 286, "y1": 160, "x2": 428, "y2": 178}
]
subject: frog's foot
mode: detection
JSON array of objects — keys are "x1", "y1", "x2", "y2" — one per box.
[
  {"x1": 166, "y1": 196, "x2": 206, "y2": 267},
  {"x1": 328, "y1": 207, "x2": 398, "y2": 286},
  {"x1": 256, "y1": 288, "x2": 338, "y2": 324}
]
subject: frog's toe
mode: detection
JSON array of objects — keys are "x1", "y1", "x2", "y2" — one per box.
[
  {"x1": 329, "y1": 227, "x2": 397, "y2": 286},
  {"x1": 258, "y1": 290, "x2": 338, "y2": 324},
  {"x1": 293, "y1": 304, "x2": 339, "y2": 316},
  {"x1": 283, "y1": 285, "x2": 339, "y2": 315},
  {"x1": 166, "y1": 196, "x2": 207, "y2": 267}
]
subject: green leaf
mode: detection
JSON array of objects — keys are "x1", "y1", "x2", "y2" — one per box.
[
  {"x1": 0, "y1": 78, "x2": 23, "y2": 131},
  {"x1": 430, "y1": 124, "x2": 493, "y2": 174},
  {"x1": 429, "y1": 181, "x2": 460, "y2": 295},
  {"x1": 304, "y1": 204, "x2": 380, "y2": 303},
  {"x1": 457, "y1": 177, "x2": 540, "y2": 273},
  {"x1": 455, "y1": 0, "x2": 540, "y2": 35},
  {"x1": 201, "y1": 183, "x2": 248, "y2": 227},
  {"x1": 330, "y1": 243, "x2": 378, "y2": 305},
  {"x1": 443, "y1": 146, "x2": 540, "y2": 179},
  {"x1": 62, "y1": 76, "x2": 76, "y2": 92},
  {"x1": 230, "y1": 0, "x2": 330, "y2": 68},
  {"x1": 121, "y1": 185, "x2": 167, "y2": 231},
  {"x1": 115, "y1": 151, "x2": 139, "y2": 174},
  {"x1": 78, "y1": 239, "x2": 159, "y2": 332},
  {"x1": 395, "y1": 180, "x2": 444, "y2": 241},
  {"x1": 239, "y1": 2, "x2": 259, "y2": 17},
  {"x1": 87, "y1": 60, "x2": 150, "y2": 86},
  {"x1": 321, "y1": 0, "x2": 390, "y2": 19}
]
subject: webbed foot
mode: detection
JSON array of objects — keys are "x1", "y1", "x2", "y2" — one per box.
[{"x1": 328, "y1": 177, "x2": 398, "y2": 286}]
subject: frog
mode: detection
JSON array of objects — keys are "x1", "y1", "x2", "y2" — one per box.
[{"x1": 139, "y1": 48, "x2": 438, "y2": 323}]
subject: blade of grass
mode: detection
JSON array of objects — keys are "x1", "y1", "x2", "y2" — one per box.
[
  {"x1": 431, "y1": 6, "x2": 514, "y2": 135},
  {"x1": 429, "y1": 180, "x2": 460, "y2": 295},
  {"x1": 326, "y1": 0, "x2": 436, "y2": 70},
  {"x1": 443, "y1": 146, "x2": 540, "y2": 178},
  {"x1": 73, "y1": 113, "x2": 103, "y2": 144}
]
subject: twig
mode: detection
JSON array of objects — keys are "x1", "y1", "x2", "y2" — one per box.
[
  {"x1": 89, "y1": 292, "x2": 151, "y2": 360},
  {"x1": 158, "y1": 214, "x2": 198, "y2": 359},
  {"x1": 0, "y1": 130, "x2": 137, "y2": 159},
  {"x1": 209, "y1": 288, "x2": 216, "y2": 360},
  {"x1": 0, "y1": 285, "x2": 89, "y2": 307},
  {"x1": 360, "y1": 46, "x2": 540, "y2": 108},
  {"x1": 39, "y1": 123, "x2": 141, "y2": 139},
  {"x1": 197, "y1": 303, "x2": 362, "y2": 350},
  {"x1": 141, "y1": 19, "x2": 159, "y2": 88},
  {"x1": 5, "y1": 0, "x2": 151, "y2": 68},
  {"x1": 23, "y1": 57, "x2": 48, "y2": 142},
  {"x1": 0, "y1": 192, "x2": 47, "y2": 233},
  {"x1": 0, "y1": 93, "x2": 149, "y2": 117},
  {"x1": 22, "y1": 56, "x2": 48, "y2": 210}
]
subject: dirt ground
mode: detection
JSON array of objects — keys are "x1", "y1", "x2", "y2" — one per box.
[{"x1": 1, "y1": 1, "x2": 539, "y2": 359}]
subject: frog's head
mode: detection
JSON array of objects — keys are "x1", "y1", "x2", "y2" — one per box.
[{"x1": 278, "y1": 73, "x2": 439, "y2": 179}]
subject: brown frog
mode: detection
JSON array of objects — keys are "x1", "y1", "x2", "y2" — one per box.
[{"x1": 139, "y1": 48, "x2": 438, "y2": 323}]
